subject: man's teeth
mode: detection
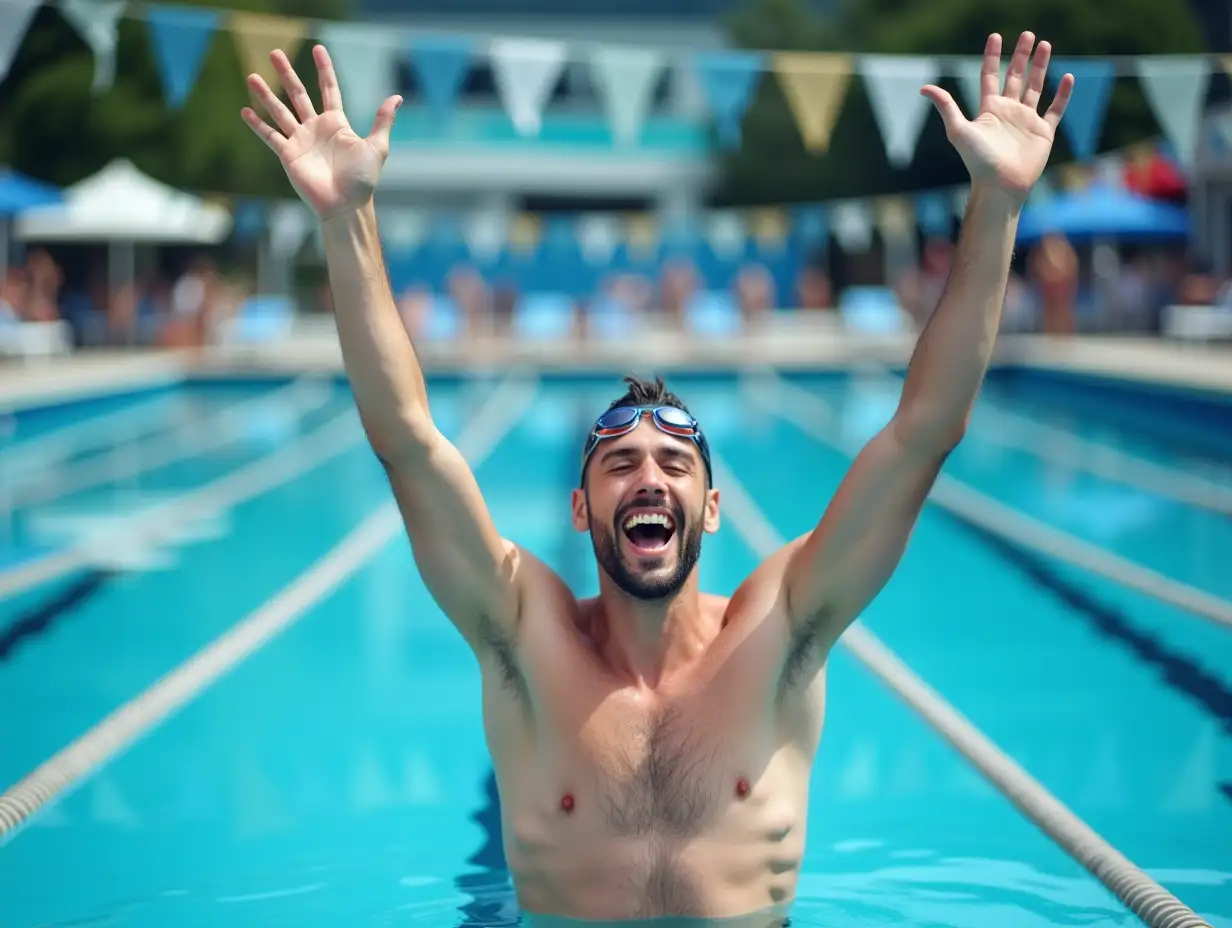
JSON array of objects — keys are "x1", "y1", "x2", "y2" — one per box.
[{"x1": 623, "y1": 512, "x2": 675, "y2": 532}]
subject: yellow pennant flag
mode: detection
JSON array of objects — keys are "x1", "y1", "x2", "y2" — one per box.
[
  {"x1": 230, "y1": 12, "x2": 308, "y2": 92},
  {"x1": 1221, "y1": 55, "x2": 1232, "y2": 79},
  {"x1": 773, "y1": 53, "x2": 854, "y2": 153}
]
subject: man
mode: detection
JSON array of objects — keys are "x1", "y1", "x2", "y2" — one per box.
[{"x1": 241, "y1": 33, "x2": 1071, "y2": 922}]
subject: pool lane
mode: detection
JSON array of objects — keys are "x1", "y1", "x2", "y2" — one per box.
[
  {"x1": 0, "y1": 377, "x2": 1141, "y2": 928},
  {"x1": 728, "y1": 379, "x2": 1231, "y2": 919},
  {"x1": 0, "y1": 380, "x2": 485, "y2": 791}
]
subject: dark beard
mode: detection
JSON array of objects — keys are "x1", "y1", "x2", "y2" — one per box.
[{"x1": 589, "y1": 498, "x2": 703, "y2": 600}]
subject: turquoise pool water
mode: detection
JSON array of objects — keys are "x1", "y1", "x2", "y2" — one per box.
[{"x1": 0, "y1": 369, "x2": 1228, "y2": 927}]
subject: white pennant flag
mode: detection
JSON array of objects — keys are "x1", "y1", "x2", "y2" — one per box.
[
  {"x1": 490, "y1": 37, "x2": 567, "y2": 137},
  {"x1": 1136, "y1": 56, "x2": 1211, "y2": 167},
  {"x1": 315, "y1": 22, "x2": 400, "y2": 126},
  {"x1": 831, "y1": 201, "x2": 872, "y2": 252},
  {"x1": 860, "y1": 56, "x2": 939, "y2": 167},
  {"x1": 0, "y1": 0, "x2": 41, "y2": 81},
  {"x1": 589, "y1": 45, "x2": 664, "y2": 146},
  {"x1": 59, "y1": 0, "x2": 126, "y2": 92}
]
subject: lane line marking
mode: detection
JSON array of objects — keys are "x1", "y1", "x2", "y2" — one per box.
[
  {"x1": 5, "y1": 378, "x2": 331, "y2": 510},
  {"x1": 0, "y1": 372, "x2": 540, "y2": 844},
  {"x1": 0, "y1": 403, "x2": 362, "y2": 601},
  {"x1": 707, "y1": 442, "x2": 1212, "y2": 928},
  {"x1": 754, "y1": 374, "x2": 1232, "y2": 630},
  {"x1": 876, "y1": 367, "x2": 1232, "y2": 515}
]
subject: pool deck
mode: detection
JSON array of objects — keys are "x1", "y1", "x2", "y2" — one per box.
[{"x1": 0, "y1": 332, "x2": 1229, "y2": 413}]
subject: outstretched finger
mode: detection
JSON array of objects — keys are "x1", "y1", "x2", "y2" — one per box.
[
  {"x1": 978, "y1": 33, "x2": 1003, "y2": 110},
  {"x1": 1021, "y1": 40, "x2": 1051, "y2": 111},
  {"x1": 272, "y1": 49, "x2": 317, "y2": 123},
  {"x1": 1001, "y1": 31, "x2": 1035, "y2": 101},
  {"x1": 366, "y1": 94, "x2": 403, "y2": 159},
  {"x1": 241, "y1": 106, "x2": 288, "y2": 157},
  {"x1": 246, "y1": 73, "x2": 298, "y2": 137},
  {"x1": 921, "y1": 85, "x2": 966, "y2": 132},
  {"x1": 313, "y1": 45, "x2": 343, "y2": 112},
  {"x1": 1042, "y1": 72, "x2": 1074, "y2": 129}
]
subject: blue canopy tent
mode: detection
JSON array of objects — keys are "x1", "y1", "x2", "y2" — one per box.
[
  {"x1": 1016, "y1": 182, "x2": 1190, "y2": 245},
  {"x1": 0, "y1": 169, "x2": 63, "y2": 285}
]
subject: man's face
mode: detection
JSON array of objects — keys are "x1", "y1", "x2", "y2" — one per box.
[{"x1": 572, "y1": 418, "x2": 719, "y2": 600}]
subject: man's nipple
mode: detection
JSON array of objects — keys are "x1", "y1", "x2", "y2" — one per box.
[
  {"x1": 735, "y1": 777, "x2": 750, "y2": 799},
  {"x1": 560, "y1": 792, "x2": 575, "y2": 814}
]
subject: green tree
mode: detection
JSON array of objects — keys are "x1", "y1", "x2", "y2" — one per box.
[
  {"x1": 0, "y1": 0, "x2": 350, "y2": 199},
  {"x1": 715, "y1": 0, "x2": 1207, "y2": 205}
]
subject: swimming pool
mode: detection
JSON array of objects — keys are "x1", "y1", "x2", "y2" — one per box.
[{"x1": 0, "y1": 366, "x2": 1228, "y2": 927}]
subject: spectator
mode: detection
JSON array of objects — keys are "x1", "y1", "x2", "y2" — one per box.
[
  {"x1": 735, "y1": 263, "x2": 776, "y2": 325},
  {"x1": 1028, "y1": 234, "x2": 1078, "y2": 335}
]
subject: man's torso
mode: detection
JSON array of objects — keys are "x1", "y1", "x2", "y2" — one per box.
[{"x1": 474, "y1": 552, "x2": 828, "y2": 921}]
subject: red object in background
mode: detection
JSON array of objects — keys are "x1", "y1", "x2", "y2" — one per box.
[{"x1": 1123, "y1": 151, "x2": 1188, "y2": 200}]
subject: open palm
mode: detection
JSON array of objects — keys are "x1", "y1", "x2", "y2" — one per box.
[
  {"x1": 922, "y1": 32, "x2": 1074, "y2": 203},
  {"x1": 241, "y1": 45, "x2": 402, "y2": 219}
]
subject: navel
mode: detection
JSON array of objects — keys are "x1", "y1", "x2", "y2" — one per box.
[
  {"x1": 735, "y1": 776, "x2": 750, "y2": 799},
  {"x1": 560, "y1": 792, "x2": 575, "y2": 814}
]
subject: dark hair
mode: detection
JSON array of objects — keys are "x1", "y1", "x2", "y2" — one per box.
[{"x1": 604, "y1": 375, "x2": 692, "y2": 416}]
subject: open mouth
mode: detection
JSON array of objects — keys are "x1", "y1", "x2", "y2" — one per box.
[{"x1": 622, "y1": 510, "x2": 676, "y2": 554}]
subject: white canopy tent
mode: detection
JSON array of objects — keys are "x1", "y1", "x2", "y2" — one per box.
[
  {"x1": 13, "y1": 159, "x2": 231, "y2": 243},
  {"x1": 11, "y1": 160, "x2": 233, "y2": 338}
]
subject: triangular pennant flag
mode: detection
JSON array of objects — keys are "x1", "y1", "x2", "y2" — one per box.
[
  {"x1": 229, "y1": 12, "x2": 308, "y2": 93},
  {"x1": 1135, "y1": 56, "x2": 1211, "y2": 166},
  {"x1": 316, "y1": 22, "x2": 399, "y2": 126},
  {"x1": 693, "y1": 50, "x2": 765, "y2": 149},
  {"x1": 859, "y1": 56, "x2": 939, "y2": 167},
  {"x1": 58, "y1": 0, "x2": 125, "y2": 92},
  {"x1": 490, "y1": 37, "x2": 566, "y2": 137},
  {"x1": 773, "y1": 53, "x2": 853, "y2": 153},
  {"x1": 0, "y1": 0, "x2": 42, "y2": 82},
  {"x1": 831, "y1": 201, "x2": 872, "y2": 252},
  {"x1": 408, "y1": 35, "x2": 473, "y2": 124},
  {"x1": 145, "y1": 5, "x2": 219, "y2": 108},
  {"x1": 589, "y1": 45, "x2": 664, "y2": 146},
  {"x1": 1047, "y1": 59, "x2": 1114, "y2": 161}
]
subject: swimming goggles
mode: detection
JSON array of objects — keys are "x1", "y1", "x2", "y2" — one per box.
[{"x1": 580, "y1": 405, "x2": 713, "y2": 488}]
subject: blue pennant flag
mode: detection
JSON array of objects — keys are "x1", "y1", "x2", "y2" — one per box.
[
  {"x1": 145, "y1": 5, "x2": 220, "y2": 109},
  {"x1": 1048, "y1": 59, "x2": 1115, "y2": 162},
  {"x1": 409, "y1": 36, "x2": 474, "y2": 123},
  {"x1": 692, "y1": 51, "x2": 765, "y2": 149}
]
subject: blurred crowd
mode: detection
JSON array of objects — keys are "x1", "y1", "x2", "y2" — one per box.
[
  {"x1": 1, "y1": 232, "x2": 1226, "y2": 353},
  {"x1": 1, "y1": 250, "x2": 248, "y2": 349}
]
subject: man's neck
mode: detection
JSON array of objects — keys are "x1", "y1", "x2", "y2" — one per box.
[{"x1": 595, "y1": 578, "x2": 718, "y2": 688}]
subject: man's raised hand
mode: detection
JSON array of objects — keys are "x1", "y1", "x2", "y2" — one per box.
[{"x1": 240, "y1": 45, "x2": 402, "y2": 219}]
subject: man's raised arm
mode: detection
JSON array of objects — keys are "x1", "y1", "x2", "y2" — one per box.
[
  {"x1": 778, "y1": 32, "x2": 1073, "y2": 648},
  {"x1": 241, "y1": 45, "x2": 520, "y2": 646}
]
